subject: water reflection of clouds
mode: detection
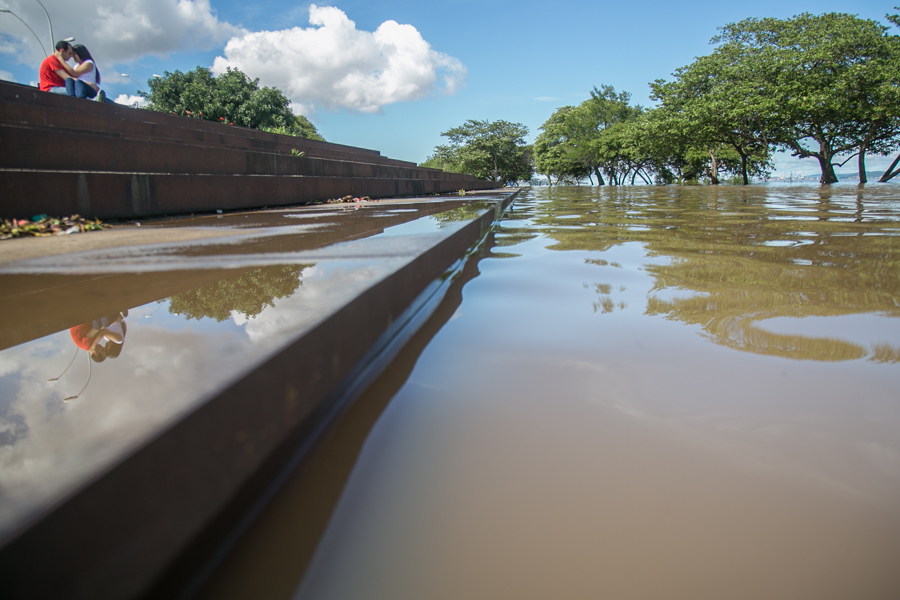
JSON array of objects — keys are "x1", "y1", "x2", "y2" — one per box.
[
  {"x1": 0, "y1": 256, "x2": 404, "y2": 539},
  {"x1": 241, "y1": 261, "x2": 398, "y2": 344},
  {"x1": 0, "y1": 315, "x2": 255, "y2": 538}
]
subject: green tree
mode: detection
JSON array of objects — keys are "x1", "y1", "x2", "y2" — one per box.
[
  {"x1": 262, "y1": 115, "x2": 325, "y2": 141},
  {"x1": 649, "y1": 49, "x2": 774, "y2": 185},
  {"x1": 426, "y1": 120, "x2": 533, "y2": 184},
  {"x1": 711, "y1": 13, "x2": 900, "y2": 183},
  {"x1": 420, "y1": 145, "x2": 463, "y2": 173},
  {"x1": 141, "y1": 67, "x2": 324, "y2": 140},
  {"x1": 872, "y1": 8, "x2": 900, "y2": 182},
  {"x1": 533, "y1": 106, "x2": 590, "y2": 185},
  {"x1": 577, "y1": 86, "x2": 646, "y2": 185},
  {"x1": 532, "y1": 86, "x2": 650, "y2": 186}
]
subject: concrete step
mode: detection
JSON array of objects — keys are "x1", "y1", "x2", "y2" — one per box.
[
  {"x1": 0, "y1": 80, "x2": 489, "y2": 221},
  {"x1": 0, "y1": 98, "x2": 415, "y2": 167},
  {"x1": 0, "y1": 81, "x2": 416, "y2": 167},
  {"x1": 1, "y1": 169, "x2": 498, "y2": 219},
  {"x1": 0, "y1": 190, "x2": 518, "y2": 600},
  {"x1": 0, "y1": 122, "x2": 463, "y2": 181}
]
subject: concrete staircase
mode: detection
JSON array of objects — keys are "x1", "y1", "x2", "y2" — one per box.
[{"x1": 0, "y1": 80, "x2": 496, "y2": 219}]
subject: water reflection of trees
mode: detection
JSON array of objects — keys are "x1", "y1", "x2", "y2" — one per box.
[
  {"x1": 431, "y1": 202, "x2": 492, "y2": 225},
  {"x1": 532, "y1": 186, "x2": 900, "y2": 362},
  {"x1": 167, "y1": 265, "x2": 310, "y2": 322}
]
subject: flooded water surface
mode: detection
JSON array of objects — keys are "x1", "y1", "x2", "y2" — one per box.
[
  {"x1": 267, "y1": 185, "x2": 900, "y2": 599},
  {"x1": 3, "y1": 186, "x2": 900, "y2": 598}
]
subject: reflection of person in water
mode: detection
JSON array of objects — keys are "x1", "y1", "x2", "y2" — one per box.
[
  {"x1": 55, "y1": 311, "x2": 129, "y2": 401},
  {"x1": 69, "y1": 311, "x2": 128, "y2": 362}
]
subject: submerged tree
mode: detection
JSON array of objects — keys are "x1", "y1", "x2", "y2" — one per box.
[
  {"x1": 422, "y1": 120, "x2": 533, "y2": 184},
  {"x1": 577, "y1": 86, "x2": 647, "y2": 185},
  {"x1": 649, "y1": 49, "x2": 773, "y2": 185},
  {"x1": 142, "y1": 67, "x2": 324, "y2": 140},
  {"x1": 710, "y1": 12, "x2": 900, "y2": 184},
  {"x1": 533, "y1": 86, "x2": 650, "y2": 185},
  {"x1": 533, "y1": 106, "x2": 590, "y2": 185}
]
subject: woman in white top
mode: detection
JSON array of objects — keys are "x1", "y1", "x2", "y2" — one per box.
[{"x1": 62, "y1": 44, "x2": 108, "y2": 101}]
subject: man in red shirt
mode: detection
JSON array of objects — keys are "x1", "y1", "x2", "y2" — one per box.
[{"x1": 39, "y1": 41, "x2": 75, "y2": 93}]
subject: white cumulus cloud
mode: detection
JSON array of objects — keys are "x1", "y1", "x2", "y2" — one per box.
[
  {"x1": 211, "y1": 4, "x2": 466, "y2": 115},
  {"x1": 114, "y1": 94, "x2": 147, "y2": 108},
  {"x1": 0, "y1": 0, "x2": 241, "y2": 65}
]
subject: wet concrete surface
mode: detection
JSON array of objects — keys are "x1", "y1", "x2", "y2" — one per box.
[{"x1": 0, "y1": 190, "x2": 515, "y2": 599}]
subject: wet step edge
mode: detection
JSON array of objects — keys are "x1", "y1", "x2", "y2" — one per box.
[{"x1": 0, "y1": 191, "x2": 518, "y2": 600}]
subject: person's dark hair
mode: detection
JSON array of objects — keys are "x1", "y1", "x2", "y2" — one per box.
[
  {"x1": 72, "y1": 44, "x2": 100, "y2": 85},
  {"x1": 91, "y1": 345, "x2": 108, "y2": 362},
  {"x1": 55, "y1": 40, "x2": 72, "y2": 52},
  {"x1": 105, "y1": 341, "x2": 123, "y2": 359}
]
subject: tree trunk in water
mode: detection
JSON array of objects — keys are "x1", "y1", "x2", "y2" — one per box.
[
  {"x1": 817, "y1": 154, "x2": 838, "y2": 184},
  {"x1": 878, "y1": 153, "x2": 900, "y2": 182},
  {"x1": 708, "y1": 150, "x2": 720, "y2": 185},
  {"x1": 814, "y1": 136, "x2": 839, "y2": 184},
  {"x1": 593, "y1": 167, "x2": 605, "y2": 186},
  {"x1": 739, "y1": 150, "x2": 749, "y2": 185},
  {"x1": 858, "y1": 151, "x2": 867, "y2": 184},
  {"x1": 857, "y1": 120, "x2": 879, "y2": 184}
]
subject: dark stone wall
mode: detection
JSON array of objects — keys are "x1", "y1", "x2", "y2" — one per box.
[{"x1": 0, "y1": 81, "x2": 498, "y2": 220}]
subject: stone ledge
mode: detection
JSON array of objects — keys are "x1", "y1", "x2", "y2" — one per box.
[{"x1": 0, "y1": 190, "x2": 518, "y2": 600}]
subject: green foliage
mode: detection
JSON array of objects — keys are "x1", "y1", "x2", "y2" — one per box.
[
  {"x1": 167, "y1": 265, "x2": 309, "y2": 322},
  {"x1": 706, "y1": 12, "x2": 900, "y2": 183},
  {"x1": 533, "y1": 106, "x2": 590, "y2": 185},
  {"x1": 533, "y1": 85, "x2": 652, "y2": 185},
  {"x1": 420, "y1": 146, "x2": 462, "y2": 172},
  {"x1": 425, "y1": 119, "x2": 533, "y2": 184},
  {"x1": 648, "y1": 48, "x2": 775, "y2": 184},
  {"x1": 530, "y1": 12, "x2": 900, "y2": 185},
  {"x1": 141, "y1": 67, "x2": 324, "y2": 140},
  {"x1": 262, "y1": 115, "x2": 325, "y2": 141}
]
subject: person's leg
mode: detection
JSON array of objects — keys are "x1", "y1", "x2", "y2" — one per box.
[
  {"x1": 74, "y1": 80, "x2": 97, "y2": 99},
  {"x1": 64, "y1": 79, "x2": 76, "y2": 96}
]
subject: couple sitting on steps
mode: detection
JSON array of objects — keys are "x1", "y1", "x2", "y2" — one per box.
[{"x1": 39, "y1": 40, "x2": 113, "y2": 103}]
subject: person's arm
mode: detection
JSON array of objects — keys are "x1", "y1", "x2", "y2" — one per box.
[
  {"x1": 70, "y1": 61, "x2": 94, "y2": 77},
  {"x1": 98, "y1": 328, "x2": 123, "y2": 344},
  {"x1": 53, "y1": 51, "x2": 73, "y2": 80},
  {"x1": 67, "y1": 60, "x2": 99, "y2": 91}
]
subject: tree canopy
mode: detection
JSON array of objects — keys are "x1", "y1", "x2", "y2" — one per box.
[
  {"x1": 422, "y1": 119, "x2": 533, "y2": 184},
  {"x1": 522, "y1": 10, "x2": 900, "y2": 185},
  {"x1": 708, "y1": 12, "x2": 900, "y2": 183},
  {"x1": 141, "y1": 67, "x2": 323, "y2": 140}
]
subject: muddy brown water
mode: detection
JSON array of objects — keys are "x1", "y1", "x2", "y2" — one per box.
[
  {"x1": 200, "y1": 185, "x2": 900, "y2": 600},
  {"x1": 2, "y1": 185, "x2": 900, "y2": 598}
]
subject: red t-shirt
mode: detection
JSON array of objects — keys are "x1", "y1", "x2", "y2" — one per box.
[
  {"x1": 39, "y1": 55, "x2": 66, "y2": 91},
  {"x1": 70, "y1": 323, "x2": 95, "y2": 350}
]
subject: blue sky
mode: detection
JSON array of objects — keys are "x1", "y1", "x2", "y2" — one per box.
[{"x1": 0, "y1": 0, "x2": 895, "y2": 177}]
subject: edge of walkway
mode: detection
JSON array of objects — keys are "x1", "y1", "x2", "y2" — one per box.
[{"x1": 0, "y1": 189, "x2": 519, "y2": 600}]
